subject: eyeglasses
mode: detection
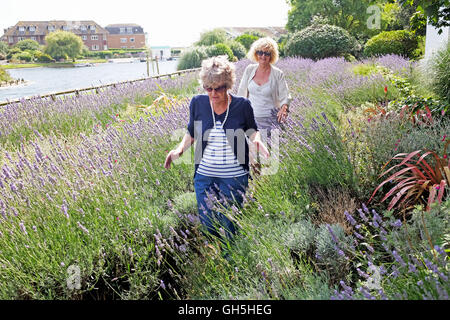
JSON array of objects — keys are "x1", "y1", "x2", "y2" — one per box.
[
  {"x1": 256, "y1": 50, "x2": 271, "y2": 57},
  {"x1": 203, "y1": 84, "x2": 227, "y2": 93}
]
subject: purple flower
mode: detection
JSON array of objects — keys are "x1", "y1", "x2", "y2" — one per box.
[
  {"x1": 344, "y1": 211, "x2": 357, "y2": 226},
  {"x1": 391, "y1": 220, "x2": 402, "y2": 228},
  {"x1": 77, "y1": 221, "x2": 89, "y2": 234},
  {"x1": 19, "y1": 221, "x2": 28, "y2": 235},
  {"x1": 61, "y1": 203, "x2": 69, "y2": 219},
  {"x1": 392, "y1": 250, "x2": 406, "y2": 267}
]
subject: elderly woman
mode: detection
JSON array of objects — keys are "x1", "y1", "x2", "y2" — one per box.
[
  {"x1": 237, "y1": 37, "x2": 291, "y2": 135},
  {"x1": 164, "y1": 56, "x2": 269, "y2": 241}
]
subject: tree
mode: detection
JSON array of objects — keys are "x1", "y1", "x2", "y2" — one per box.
[
  {"x1": 14, "y1": 39, "x2": 40, "y2": 51},
  {"x1": 44, "y1": 31, "x2": 84, "y2": 61},
  {"x1": 205, "y1": 43, "x2": 235, "y2": 61},
  {"x1": 235, "y1": 34, "x2": 259, "y2": 50},
  {"x1": 399, "y1": 0, "x2": 450, "y2": 34},
  {"x1": 0, "y1": 41, "x2": 9, "y2": 55},
  {"x1": 195, "y1": 29, "x2": 228, "y2": 46},
  {"x1": 286, "y1": 0, "x2": 377, "y2": 40}
]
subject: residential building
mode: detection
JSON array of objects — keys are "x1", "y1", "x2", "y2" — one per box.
[
  {"x1": 105, "y1": 24, "x2": 146, "y2": 49},
  {"x1": 0, "y1": 20, "x2": 109, "y2": 51}
]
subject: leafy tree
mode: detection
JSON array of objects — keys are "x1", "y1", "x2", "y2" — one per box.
[
  {"x1": 235, "y1": 34, "x2": 259, "y2": 50},
  {"x1": 399, "y1": 0, "x2": 450, "y2": 34},
  {"x1": 177, "y1": 46, "x2": 208, "y2": 70},
  {"x1": 44, "y1": 31, "x2": 84, "y2": 61},
  {"x1": 205, "y1": 43, "x2": 235, "y2": 61},
  {"x1": 14, "y1": 39, "x2": 40, "y2": 51},
  {"x1": 196, "y1": 29, "x2": 228, "y2": 46},
  {"x1": 225, "y1": 40, "x2": 247, "y2": 60},
  {"x1": 286, "y1": 0, "x2": 375, "y2": 39},
  {"x1": 0, "y1": 41, "x2": 9, "y2": 55}
]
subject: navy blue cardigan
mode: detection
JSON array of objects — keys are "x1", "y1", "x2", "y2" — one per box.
[{"x1": 187, "y1": 94, "x2": 258, "y2": 177}]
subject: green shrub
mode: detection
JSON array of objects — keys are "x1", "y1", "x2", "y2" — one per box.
[
  {"x1": 235, "y1": 34, "x2": 259, "y2": 50},
  {"x1": 6, "y1": 47, "x2": 21, "y2": 60},
  {"x1": 196, "y1": 29, "x2": 228, "y2": 46},
  {"x1": 284, "y1": 24, "x2": 358, "y2": 60},
  {"x1": 0, "y1": 66, "x2": 12, "y2": 82},
  {"x1": 364, "y1": 30, "x2": 419, "y2": 59},
  {"x1": 34, "y1": 51, "x2": 55, "y2": 62},
  {"x1": 226, "y1": 40, "x2": 246, "y2": 60},
  {"x1": 177, "y1": 46, "x2": 208, "y2": 70},
  {"x1": 205, "y1": 43, "x2": 234, "y2": 61},
  {"x1": 12, "y1": 51, "x2": 33, "y2": 62},
  {"x1": 429, "y1": 42, "x2": 450, "y2": 105},
  {"x1": 14, "y1": 39, "x2": 40, "y2": 51},
  {"x1": 0, "y1": 41, "x2": 8, "y2": 56}
]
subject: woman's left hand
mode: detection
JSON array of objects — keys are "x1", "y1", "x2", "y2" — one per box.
[{"x1": 277, "y1": 105, "x2": 289, "y2": 123}]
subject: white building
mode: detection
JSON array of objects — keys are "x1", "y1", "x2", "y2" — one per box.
[{"x1": 151, "y1": 46, "x2": 171, "y2": 60}]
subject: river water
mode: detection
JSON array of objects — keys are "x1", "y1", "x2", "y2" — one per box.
[{"x1": 0, "y1": 59, "x2": 179, "y2": 103}]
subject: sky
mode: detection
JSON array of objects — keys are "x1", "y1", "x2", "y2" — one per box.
[{"x1": 0, "y1": 0, "x2": 290, "y2": 47}]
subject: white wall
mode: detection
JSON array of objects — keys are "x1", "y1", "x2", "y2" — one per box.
[{"x1": 424, "y1": 18, "x2": 449, "y2": 61}]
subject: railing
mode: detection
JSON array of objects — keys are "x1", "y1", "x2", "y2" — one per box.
[{"x1": 0, "y1": 67, "x2": 201, "y2": 107}]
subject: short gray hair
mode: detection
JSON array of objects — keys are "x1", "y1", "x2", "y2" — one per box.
[{"x1": 199, "y1": 56, "x2": 236, "y2": 90}]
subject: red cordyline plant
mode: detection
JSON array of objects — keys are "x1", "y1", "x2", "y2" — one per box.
[{"x1": 369, "y1": 140, "x2": 450, "y2": 212}]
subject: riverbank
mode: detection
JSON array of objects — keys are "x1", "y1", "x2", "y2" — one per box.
[{"x1": 1, "y1": 59, "x2": 108, "y2": 70}]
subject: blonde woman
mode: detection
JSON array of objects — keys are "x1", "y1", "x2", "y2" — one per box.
[
  {"x1": 164, "y1": 56, "x2": 269, "y2": 241},
  {"x1": 237, "y1": 37, "x2": 291, "y2": 135}
]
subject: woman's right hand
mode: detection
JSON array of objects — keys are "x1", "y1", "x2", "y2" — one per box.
[{"x1": 164, "y1": 149, "x2": 183, "y2": 169}]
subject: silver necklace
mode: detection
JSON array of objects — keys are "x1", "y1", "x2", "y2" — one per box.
[{"x1": 210, "y1": 94, "x2": 231, "y2": 129}]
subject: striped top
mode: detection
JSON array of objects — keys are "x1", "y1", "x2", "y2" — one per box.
[{"x1": 197, "y1": 120, "x2": 248, "y2": 178}]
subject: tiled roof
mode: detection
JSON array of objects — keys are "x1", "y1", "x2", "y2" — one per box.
[
  {"x1": 105, "y1": 23, "x2": 142, "y2": 28},
  {"x1": 3, "y1": 20, "x2": 109, "y2": 37}
]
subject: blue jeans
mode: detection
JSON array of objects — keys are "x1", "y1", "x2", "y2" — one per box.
[{"x1": 193, "y1": 173, "x2": 249, "y2": 241}]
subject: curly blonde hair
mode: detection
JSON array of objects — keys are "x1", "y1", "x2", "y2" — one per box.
[
  {"x1": 247, "y1": 37, "x2": 279, "y2": 64},
  {"x1": 199, "y1": 55, "x2": 236, "y2": 90}
]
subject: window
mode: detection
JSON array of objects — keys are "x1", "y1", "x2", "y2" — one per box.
[
  {"x1": 82, "y1": 35, "x2": 87, "y2": 40},
  {"x1": 103, "y1": 45, "x2": 108, "y2": 50},
  {"x1": 103, "y1": 34, "x2": 107, "y2": 40},
  {"x1": 18, "y1": 26, "x2": 25, "y2": 32},
  {"x1": 90, "y1": 25, "x2": 96, "y2": 31},
  {"x1": 127, "y1": 27, "x2": 133, "y2": 33},
  {"x1": 120, "y1": 38, "x2": 127, "y2": 43},
  {"x1": 130, "y1": 38, "x2": 135, "y2": 42},
  {"x1": 62, "y1": 25, "x2": 69, "y2": 30},
  {"x1": 81, "y1": 25, "x2": 87, "y2": 31},
  {"x1": 17, "y1": 37, "x2": 24, "y2": 41},
  {"x1": 48, "y1": 25, "x2": 55, "y2": 31},
  {"x1": 121, "y1": 46, "x2": 127, "y2": 49},
  {"x1": 120, "y1": 28, "x2": 125, "y2": 34},
  {"x1": 91, "y1": 35, "x2": 98, "y2": 40},
  {"x1": 8, "y1": 37, "x2": 14, "y2": 43},
  {"x1": 91, "y1": 44, "x2": 99, "y2": 50},
  {"x1": 29, "y1": 26, "x2": 36, "y2": 32},
  {"x1": 31, "y1": 36, "x2": 36, "y2": 41}
]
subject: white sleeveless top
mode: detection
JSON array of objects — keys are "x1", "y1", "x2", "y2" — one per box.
[
  {"x1": 248, "y1": 78, "x2": 277, "y2": 117},
  {"x1": 197, "y1": 120, "x2": 248, "y2": 178}
]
